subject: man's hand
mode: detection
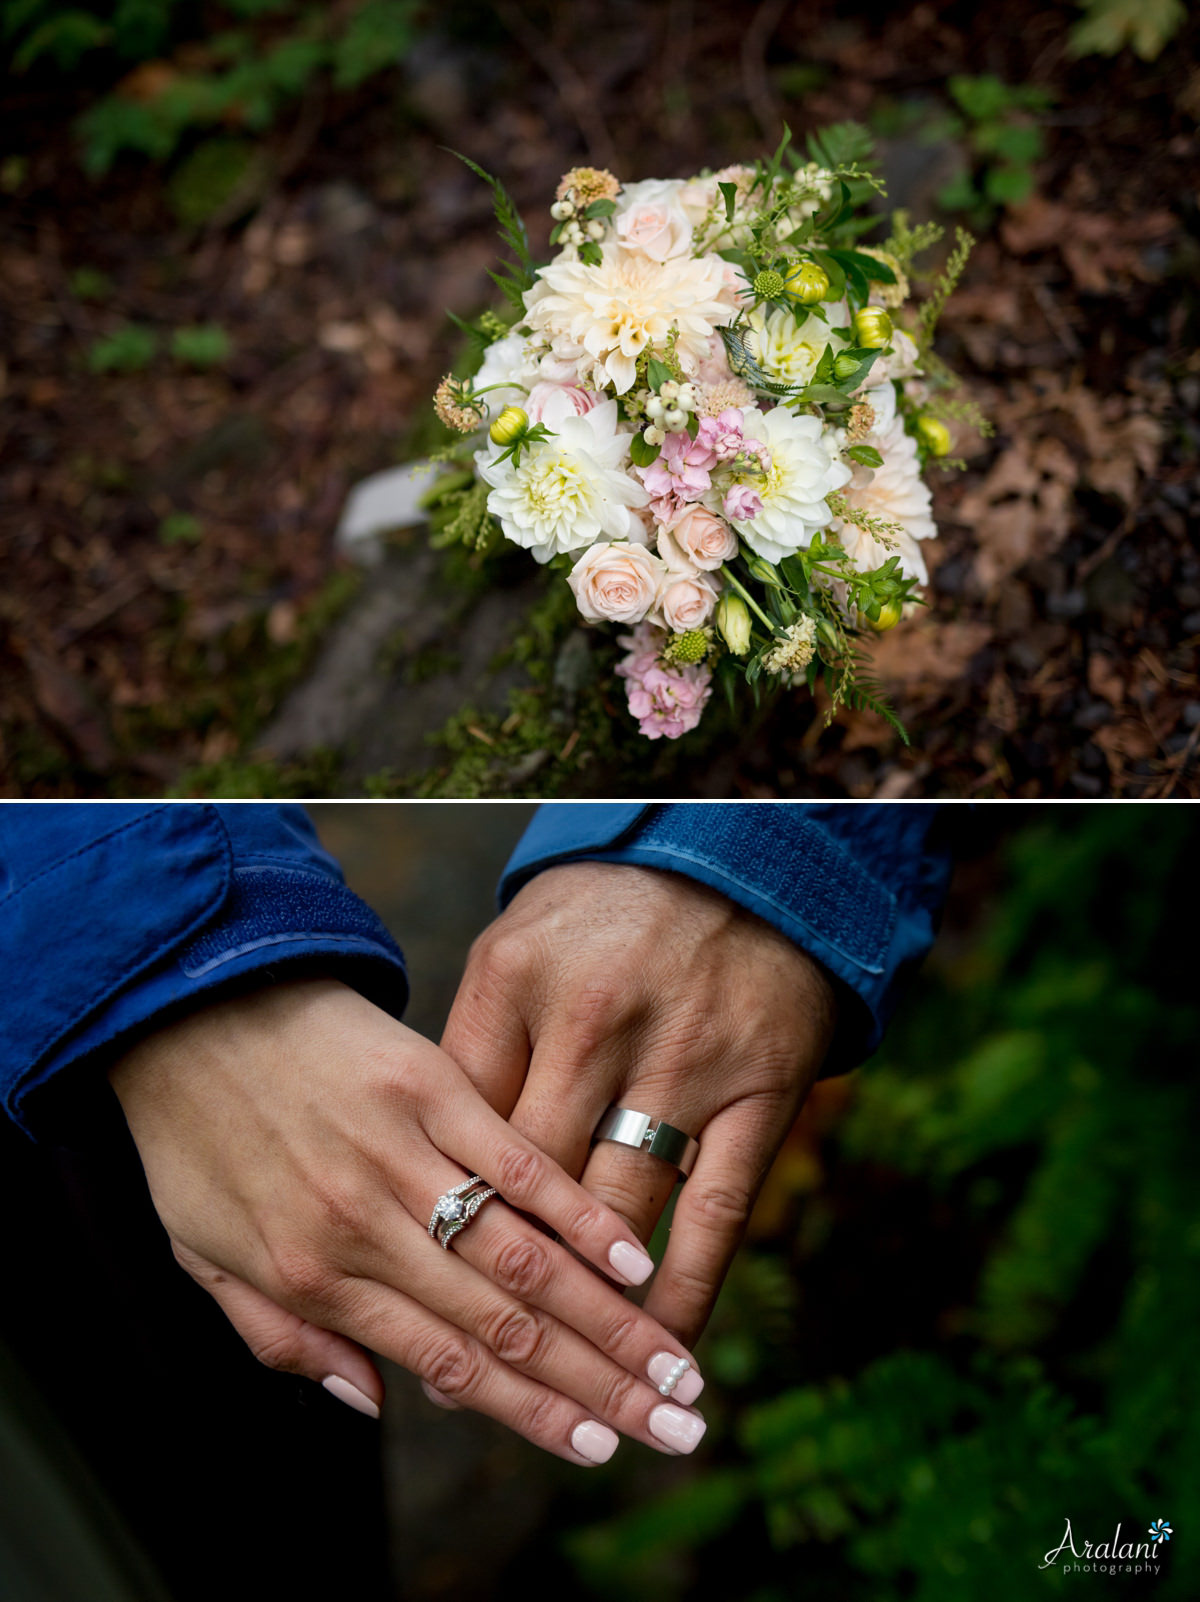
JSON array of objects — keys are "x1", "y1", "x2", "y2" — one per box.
[
  {"x1": 441, "y1": 864, "x2": 838, "y2": 1347},
  {"x1": 108, "y1": 978, "x2": 708, "y2": 1463}
]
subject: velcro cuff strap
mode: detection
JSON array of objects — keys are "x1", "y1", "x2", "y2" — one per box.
[{"x1": 2, "y1": 807, "x2": 231, "y2": 1124}]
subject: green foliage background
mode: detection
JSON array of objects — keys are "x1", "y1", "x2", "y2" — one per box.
[{"x1": 556, "y1": 808, "x2": 1197, "y2": 1600}]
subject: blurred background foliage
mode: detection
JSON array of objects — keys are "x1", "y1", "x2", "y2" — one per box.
[{"x1": 502, "y1": 804, "x2": 1196, "y2": 1602}]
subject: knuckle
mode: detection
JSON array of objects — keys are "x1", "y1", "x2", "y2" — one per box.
[
  {"x1": 560, "y1": 981, "x2": 627, "y2": 1052},
  {"x1": 486, "y1": 1305, "x2": 549, "y2": 1368},
  {"x1": 264, "y1": 1243, "x2": 337, "y2": 1310},
  {"x1": 691, "y1": 1177, "x2": 755, "y2": 1230},
  {"x1": 492, "y1": 1143, "x2": 545, "y2": 1201},
  {"x1": 597, "y1": 1308, "x2": 641, "y2": 1357},
  {"x1": 560, "y1": 1196, "x2": 608, "y2": 1243},
  {"x1": 518, "y1": 1384, "x2": 565, "y2": 1443},
  {"x1": 594, "y1": 1364, "x2": 640, "y2": 1421},
  {"x1": 491, "y1": 1233, "x2": 553, "y2": 1301},
  {"x1": 250, "y1": 1323, "x2": 306, "y2": 1374},
  {"x1": 309, "y1": 1177, "x2": 373, "y2": 1248},
  {"x1": 416, "y1": 1332, "x2": 483, "y2": 1400}
]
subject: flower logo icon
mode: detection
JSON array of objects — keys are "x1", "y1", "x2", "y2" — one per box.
[{"x1": 1149, "y1": 1519, "x2": 1173, "y2": 1544}]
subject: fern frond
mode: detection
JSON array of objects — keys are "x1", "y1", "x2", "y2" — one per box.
[{"x1": 445, "y1": 148, "x2": 535, "y2": 302}]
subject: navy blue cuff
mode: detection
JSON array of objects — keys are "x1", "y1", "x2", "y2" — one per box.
[
  {"x1": 500, "y1": 803, "x2": 949, "y2": 1069},
  {"x1": 7, "y1": 812, "x2": 407, "y2": 1143}
]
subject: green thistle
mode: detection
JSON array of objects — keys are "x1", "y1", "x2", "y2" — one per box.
[
  {"x1": 753, "y1": 268, "x2": 786, "y2": 300},
  {"x1": 662, "y1": 628, "x2": 713, "y2": 666}
]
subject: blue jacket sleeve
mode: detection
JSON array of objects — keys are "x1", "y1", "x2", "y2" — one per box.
[
  {"x1": 0, "y1": 804, "x2": 407, "y2": 1142},
  {"x1": 498, "y1": 803, "x2": 951, "y2": 1070}
]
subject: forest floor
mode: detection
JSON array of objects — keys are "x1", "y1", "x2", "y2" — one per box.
[{"x1": 2, "y1": 0, "x2": 1197, "y2": 797}]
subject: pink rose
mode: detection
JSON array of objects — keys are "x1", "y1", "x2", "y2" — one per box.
[
  {"x1": 614, "y1": 179, "x2": 693, "y2": 262},
  {"x1": 657, "y1": 506, "x2": 737, "y2": 571},
  {"x1": 724, "y1": 484, "x2": 763, "y2": 521},
  {"x1": 658, "y1": 571, "x2": 718, "y2": 632},
  {"x1": 525, "y1": 381, "x2": 599, "y2": 428},
  {"x1": 568, "y1": 541, "x2": 668, "y2": 624}
]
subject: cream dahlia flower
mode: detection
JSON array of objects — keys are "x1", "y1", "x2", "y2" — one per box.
[
  {"x1": 476, "y1": 399, "x2": 648, "y2": 563},
  {"x1": 744, "y1": 306, "x2": 846, "y2": 390},
  {"x1": 526, "y1": 245, "x2": 734, "y2": 395},
  {"x1": 833, "y1": 384, "x2": 936, "y2": 582},
  {"x1": 723, "y1": 405, "x2": 852, "y2": 564}
]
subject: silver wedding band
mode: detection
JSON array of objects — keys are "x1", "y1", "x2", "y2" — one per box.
[{"x1": 592, "y1": 1105, "x2": 700, "y2": 1180}]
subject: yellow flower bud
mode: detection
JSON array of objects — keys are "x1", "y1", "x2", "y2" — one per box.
[
  {"x1": 716, "y1": 594, "x2": 752, "y2": 656},
  {"x1": 851, "y1": 307, "x2": 893, "y2": 349},
  {"x1": 871, "y1": 599, "x2": 903, "y2": 631},
  {"x1": 784, "y1": 260, "x2": 830, "y2": 306},
  {"x1": 489, "y1": 405, "x2": 529, "y2": 447},
  {"x1": 915, "y1": 414, "x2": 953, "y2": 457}
]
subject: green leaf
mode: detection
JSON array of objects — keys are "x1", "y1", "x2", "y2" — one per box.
[
  {"x1": 975, "y1": 122, "x2": 1043, "y2": 165},
  {"x1": 88, "y1": 323, "x2": 157, "y2": 373},
  {"x1": 12, "y1": 11, "x2": 109, "y2": 72},
  {"x1": 1067, "y1": 0, "x2": 1186, "y2": 60},
  {"x1": 577, "y1": 240, "x2": 602, "y2": 267},
  {"x1": 984, "y1": 162, "x2": 1036, "y2": 205},
  {"x1": 332, "y1": 0, "x2": 417, "y2": 89},
  {"x1": 805, "y1": 120, "x2": 874, "y2": 170},
  {"x1": 830, "y1": 246, "x2": 896, "y2": 284},
  {"x1": 936, "y1": 169, "x2": 980, "y2": 213},
  {"x1": 170, "y1": 324, "x2": 232, "y2": 368},
  {"x1": 646, "y1": 357, "x2": 672, "y2": 391},
  {"x1": 158, "y1": 511, "x2": 203, "y2": 545},
  {"x1": 948, "y1": 73, "x2": 1018, "y2": 123},
  {"x1": 718, "y1": 180, "x2": 737, "y2": 222},
  {"x1": 628, "y1": 433, "x2": 661, "y2": 468},
  {"x1": 584, "y1": 196, "x2": 615, "y2": 218},
  {"x1": 845, "y1": 444, "x2": 884, "y2": 468}
]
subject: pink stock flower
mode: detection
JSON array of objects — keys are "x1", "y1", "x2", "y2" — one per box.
[
  {"x1": 615, "y1": 623, "x2": 712, "y2": 738},
  {"x1": 696, "y1": 408, "x2": 748, "y2": 461},
  {"x1": 638, "y1": 429, "x2": 718, "y2": 522},
  {"x1": 723, "y1": 483, "x2": 763, "y2": 521}
]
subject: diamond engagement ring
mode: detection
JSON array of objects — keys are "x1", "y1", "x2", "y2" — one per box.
[
  {"x1": 428, "y1": 1175, "x2": 498, "y2": 1250},
  {"x1": 592, "y1": 1106, "x2": 700, "y2": 1181}
]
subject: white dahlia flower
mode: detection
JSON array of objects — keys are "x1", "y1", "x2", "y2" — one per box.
[
  {"x1": 476, "y1": 399, "x2": 648, "y2": 563},
  {"x1": 526, "y1": 244, "x2": 734, "y2": 395},
  {"x1": 724, "y1": 405, "x2": 852, "y2": 564},
  {"x1": 834, "y1": 384, "x2": 936, "y2": 582},
  {"x1": 744, "y1": 306, "x2": 846, "y2": 390}
]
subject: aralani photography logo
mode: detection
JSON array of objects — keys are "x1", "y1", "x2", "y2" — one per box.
[{"x1": 1041, "y1": 1517, "x2": 1174, "y2": 1576}]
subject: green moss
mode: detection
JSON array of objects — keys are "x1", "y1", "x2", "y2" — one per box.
[{"x1": 169, "y1": 750, "x2": 341, "y2": 798}]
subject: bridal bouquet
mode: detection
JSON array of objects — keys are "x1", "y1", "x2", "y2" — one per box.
[{"x1": 428, "y1": 127, "x2": 984, "y2": 741}]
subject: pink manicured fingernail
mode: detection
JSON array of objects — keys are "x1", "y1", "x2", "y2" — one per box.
[
  {"x1": 322, "y1": 1375, "x2": 380, "y2": 1419},
  {"x1": 572, "y1": 1420, "x2": 619, "y2": 1464},
  {"x1": 608, "y1": 1239, "x2": 655, "y2": 1285},
  {"x1": 649, "y1": 1403, "x2": 707, "y2": 1453},
  {"x1": 647, "y1": 1352, "x2": 704, "y2": 1405},
  {"x1": 420, "y1": 1381, "x2": 459, "y2": 1411}
]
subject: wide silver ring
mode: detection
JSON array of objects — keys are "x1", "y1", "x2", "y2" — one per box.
[
  {"x1": 592, "y1": 1105, "x2": 700, "y2": 1180},
  {"x1": 428, "y1": 1175, "x2": 498, "y2": 1250}
]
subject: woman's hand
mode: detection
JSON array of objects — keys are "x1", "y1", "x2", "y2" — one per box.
[
  {"x1": 441, "y1": 864, "x2": 838, "y2": 1347},
  {"x1": 108, "y1": 978, "x2": 708, "y2": 1464}
]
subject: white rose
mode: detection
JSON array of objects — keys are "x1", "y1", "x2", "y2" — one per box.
[
  {"x1": 568, "y1": 540, "x2": 669, "y2": 623},
  {"x1": 615, "y1": 178, "x2": 693, "y2": 262}
]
